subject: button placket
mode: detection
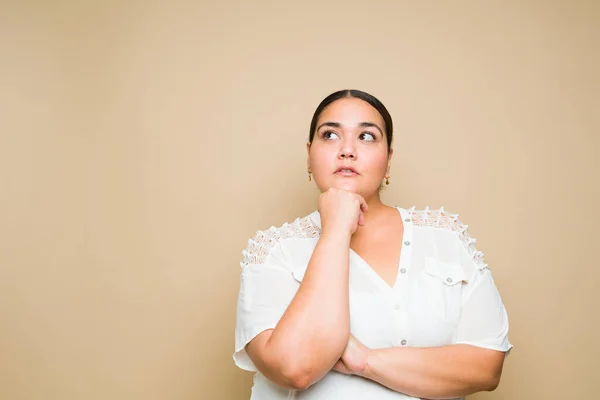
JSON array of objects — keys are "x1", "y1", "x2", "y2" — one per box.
[
  {"x1": 396, "y1": 308, "x2": 410, "y2": 347},
  {"x1": 390, "y1": 297, "x2": 405, "y2": 343},
  {"x1": 394, "y1": 207, "x2": 414, "y2": 348},
  {"x1": 391, "y1": 296, "x2": 409, "y2": 348},
  {"x1": 395, "y1": 207, "x2": 413, "y2": 295}
]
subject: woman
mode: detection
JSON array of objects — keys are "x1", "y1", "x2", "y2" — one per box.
[{"x1": 233, "y1": 89, "x2": 512, "y2": 399}]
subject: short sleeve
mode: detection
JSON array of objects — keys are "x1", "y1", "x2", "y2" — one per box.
[
  {"x1": 233, "y1": 241, "x2": 300, "y2": 371},
  {"x1": 454, "y1": 265, "x2": 513, "y2": 354}
]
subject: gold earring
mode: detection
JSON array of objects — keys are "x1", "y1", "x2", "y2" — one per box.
[
  {"x1": 308, "y1": 171, "x2": 312, "y2": 182},
  {"x1": 385, "y1": 176, "x2": 390, "y2": 185}
]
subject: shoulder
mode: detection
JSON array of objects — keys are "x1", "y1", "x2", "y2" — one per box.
[
  {"x1": 408, "y1": 206, "x2": 489, "y2": 271},
  {"x1": 240, "y1": 212, "x2": 321, "y2": 268},
  {"x1": 409, "y1": 206, "x2": 468, "y2": 232}
]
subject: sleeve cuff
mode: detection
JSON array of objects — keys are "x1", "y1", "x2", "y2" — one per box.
[
  {"x1": 455, "y1": 339, "x2": 513, "y2": 356},
  {"x1": 233, "y1": 325, "x2": 277, "y2": 372}
]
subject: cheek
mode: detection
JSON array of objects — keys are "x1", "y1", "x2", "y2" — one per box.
[
  {"x1": 363, "y1": 152, "x2": 389, "y2": 173},
  {"x1": 309, "y1": 147, "x2": 334, "y2": 170}
]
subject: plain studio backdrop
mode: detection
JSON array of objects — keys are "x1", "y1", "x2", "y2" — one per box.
[{"x1": 1, "y1": 1, "x2": 598, "y2": 399}]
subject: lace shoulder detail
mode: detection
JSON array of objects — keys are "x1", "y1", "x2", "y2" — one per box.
[
  {"x1": 407, "y1": 206, "x2": 489, "y2": 270},
  {"x1": 240, "y1": 215, "x2": 321, "y2": 267}
]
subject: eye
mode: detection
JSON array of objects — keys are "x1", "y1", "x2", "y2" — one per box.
[
  {"x1": 322, "y1": 130, "x2": 340, "y2": 140},
  {"x1": 360, "y1": 132, "x2": 376, "y2": 142}
]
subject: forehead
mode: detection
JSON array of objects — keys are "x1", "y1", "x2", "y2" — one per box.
[{"x1": 317, "y1": 97, "x2": 384, "y2": 127}]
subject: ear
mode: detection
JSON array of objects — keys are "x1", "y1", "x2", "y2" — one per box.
[
  {"x1": 386, "y1": 147, "x2": 394, "y2": 175},
  {"x1": 306, "y1": 141, "x2": 311, "y2": 171}
]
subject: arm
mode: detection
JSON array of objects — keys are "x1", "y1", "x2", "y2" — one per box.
[
  {"x1": 333, "y1": 336, "x2": 505, "y2": 399},
  {"x1": 363, "y1": 344, "x2": 505, "y2": 399},
  {"x1": 246, "y1": 230, "x2": 352, "y2": 390}
]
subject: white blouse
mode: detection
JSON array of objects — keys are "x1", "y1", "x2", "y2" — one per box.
[{"x1": 234, "y1": 206, "x2": 512, "y2": 400}]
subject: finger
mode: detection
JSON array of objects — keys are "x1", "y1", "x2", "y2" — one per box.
[
  {"x1": 333, "y1": 360, "x2": 350, "y2": 374},
  {"x1": 358, "y1": 212, "x2": 364, "y2": 226},
  {"x1": 358, "y1": 196, "x2": 369, "y2": 213},
  {"x1": 332, "y1": 360, "x2": 344, "y2": 372}
]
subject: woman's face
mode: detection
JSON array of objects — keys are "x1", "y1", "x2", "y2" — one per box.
[{"x1": 307, "y1": 97, "x2": 392, "y2": 198}]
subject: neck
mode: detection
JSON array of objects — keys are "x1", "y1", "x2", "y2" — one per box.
[{"x1": 361, "y1": 195, "x2": 393, "y2": 224}]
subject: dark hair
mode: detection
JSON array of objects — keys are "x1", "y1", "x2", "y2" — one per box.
[{"x1": 308, "y1": 89, "x2": 393, "y2": 151}]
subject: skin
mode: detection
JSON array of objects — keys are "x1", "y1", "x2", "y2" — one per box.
[
  {"x1": 333, "y1": 335, "x2": 506, "y2": 399},
  {"x1": 246, "y1": 97, "x2": 506, "y2": 397},
  {"x1": 307, "y1": 96, "x2": 394, "y2": 218}
]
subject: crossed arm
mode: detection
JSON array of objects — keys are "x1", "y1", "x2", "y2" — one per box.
[
  {"x1": 249, "y1": 328, "x2": 506, "y2": 398},
  {"x1": 240, "y1": 233, "x2": 509, "y2": 397},
  {"x1": 333, "y1": 335, "x2": 506, "y2": 399}
]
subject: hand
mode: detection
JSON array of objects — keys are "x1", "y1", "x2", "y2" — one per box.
[
  {"x1": 318, "y1": 188, "x2": 368, "y2": 236},
  {"x1": 332, "y1": 335, "x2": 371, "y2": 377}
]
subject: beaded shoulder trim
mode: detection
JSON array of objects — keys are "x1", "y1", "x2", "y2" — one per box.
[
  {"x1": 240, "y1": 216, "x2": 321, "y2": 267},
  {"x1": 407, "y1": 206, "x2": 489, "y2": 270},
  {"x1": 240, "y1": 207, "x2": 489, "y2": 271}
]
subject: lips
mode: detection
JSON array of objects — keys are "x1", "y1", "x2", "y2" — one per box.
[{"x1": 335, "y1": 166, "x2": 359, "y2": 175}]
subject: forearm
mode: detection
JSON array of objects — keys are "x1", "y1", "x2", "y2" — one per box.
[
  {"x1": 363, "y1": 345, "x2": 504, "y2": 399},
  {"x1": 265, "y1": 230, "x2": 351, "y2": 387}
]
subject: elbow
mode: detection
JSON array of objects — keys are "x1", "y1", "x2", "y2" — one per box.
[
  {"x1": 257, "y1": 357, "x2": 316, "y2": 391},
  {"x1": 485, "y1": 378, "x2": 500, "y2": 392},
  {"x1": 281, "y1": 366, "x2": 314, "y2": 391},
  {"x1": 288, "y1": 372, "x2": 312, "y2": 391},
  {"x1": 281, "y1": 359, "x2": 328, "y2": 391},
  {"x1": 278, "y1": 344, "x2": 346, "y2": 391},
  {"x1": 477, "y1": 351, "x2": 506, "y2": 392},
  {"x1": 482, "y1": 371, "x2": 502, "y2": 392}
]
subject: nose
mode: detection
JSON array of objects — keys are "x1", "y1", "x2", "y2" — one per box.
[{"x1": 337, "y1": 138, "x2": 356, "y2": 159}]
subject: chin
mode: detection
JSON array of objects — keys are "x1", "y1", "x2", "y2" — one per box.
[{"x1": 330, "y1": 181, "x2": 361, "y2": 193}]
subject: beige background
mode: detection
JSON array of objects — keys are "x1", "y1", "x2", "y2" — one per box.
[{"x1": 1, "y1": 1, "x2": 598, "y2": 399}]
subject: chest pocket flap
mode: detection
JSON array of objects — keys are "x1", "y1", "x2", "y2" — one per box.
[{"x1": 424, "y1": 256, "x2": 467, "y2": 285}]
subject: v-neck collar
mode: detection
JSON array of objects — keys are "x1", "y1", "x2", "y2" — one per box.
[{"x1": 308, "y1": 206, "x2": 414, "y2": 295}]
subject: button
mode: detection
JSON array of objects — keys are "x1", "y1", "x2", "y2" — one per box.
[
  {"x1": 400, "y1": 268, "x2": 407, "y2": 274},
  {"x1": 404, "y1": 241, "x2": 411, "y2": 246},
  {"x1": 446, "y1": 277, "x2": 453, "y2": 283},
  {"x1": 405, "y1": 218, "x2": 411, "y2": 222},
  {"x1": 393, "y1": 303, "x2": 400, "y2": 310},
  {"x1": 400, "y1": 339, "x2": 407, "y2": 346}
]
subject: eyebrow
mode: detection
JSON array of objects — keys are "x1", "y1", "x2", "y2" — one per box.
[{"x1": 316, "y1": 121, "x2": 384, "y2": 136}]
